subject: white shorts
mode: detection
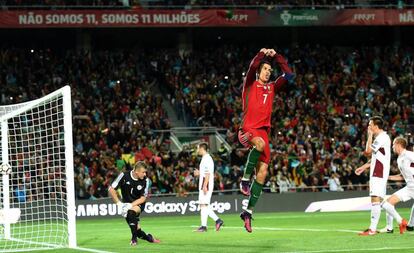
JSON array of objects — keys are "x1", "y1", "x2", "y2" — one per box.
[
  {"x1": 369, "y1": 177, "x2": 387, "y2": 198},
  {"x1": 394, "y1": 187, "x2": 414, "y2": 202},
  {"x1": 198, "y1": 191, "x2": 213, "y2": 205}
]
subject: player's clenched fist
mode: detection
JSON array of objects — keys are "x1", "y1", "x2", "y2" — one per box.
[
  {"x1": 266, "y1": 49, "x2": 277, "y2": 57},
  {"x1": 259, "y1": 48, "x2": 268, "y2": 53}
]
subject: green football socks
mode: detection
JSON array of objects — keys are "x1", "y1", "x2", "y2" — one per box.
[
  {"x1": 247, "y1": 180, "x2": 263, "y2": 210},
  {"x1": 242, "y1": 147, "x2": 261, "y2": 180}
]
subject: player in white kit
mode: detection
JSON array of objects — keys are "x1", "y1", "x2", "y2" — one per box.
[
  {"x1": 381, "y1": 136, "x2": 412, "y2": 234},
  {"x1": 406, "y1": 143, "x2": 414, "y2": 232},
  {"x1": 193, "y1": 142, "x2": 224, "y2": 232},
  {"x1": 355, "y1": 116, "x2": 392, "y2": 235}
]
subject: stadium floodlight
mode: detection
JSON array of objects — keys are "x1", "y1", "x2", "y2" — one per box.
[{"x1": 0, "y1": 86, "x2": 76, "y2": 252}]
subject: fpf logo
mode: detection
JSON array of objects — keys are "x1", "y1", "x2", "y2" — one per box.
[{"x1": 281, "y1": 10, "x2": 292, "y2": 25}]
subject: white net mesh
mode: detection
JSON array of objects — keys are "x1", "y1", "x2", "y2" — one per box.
[{"x1": 0, "y1": 86, "x2": 74, "y2": 252}]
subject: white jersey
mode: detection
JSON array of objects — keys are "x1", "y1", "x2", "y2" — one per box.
[
  {"x1": 397, "y1": 150, "x2": 414, "y2": 187},
  {"x1": 199, "y1": 153, "x2": 214, "y2": 192},
  {"x1": 369, "y1": 131, "x2": 391, "y2": 180}
]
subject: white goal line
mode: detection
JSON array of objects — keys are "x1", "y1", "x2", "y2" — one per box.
[{"x1": 1, "y1": 238, "x2": 114, "y2": 253}]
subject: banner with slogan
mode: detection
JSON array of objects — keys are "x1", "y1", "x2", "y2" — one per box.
[
  {"x1": 0, "y1": 9, "x2": 261, "y2": 28},
  {"x1": 0, "y1": 9, "x2": 413, "y2": 28}
]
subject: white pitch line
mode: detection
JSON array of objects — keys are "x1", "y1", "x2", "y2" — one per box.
[
  {"x1": 75, "y1": 247, "x2": 116, "y2": 253},
  {"x1": 7, "y1": 238, "x2": 115, "y2": 253},
  {"x1": 257, "y1": 214, "x2": 367, "y2": 219},
  {"x1": 0, "y1": 247, "x2": 60, "y2": 253},
  {"x1": 9, "y1": 238, "x2": 64, "y2": 248},
  {"x1": 3, "y1": 240, "x2": 114, "y2": 253},
  {"x1": 190, "y1": 225, "x2": 361, "y2": 234}
]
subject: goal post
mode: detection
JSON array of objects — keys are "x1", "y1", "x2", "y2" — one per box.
[
  {"x1": 1, "y1": 121, "x2": 10, "y2": 240},
  {"x1": 0, "y1": 85, "x2": 77, "y2": 251}
]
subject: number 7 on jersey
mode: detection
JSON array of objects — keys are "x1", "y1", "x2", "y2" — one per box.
[{"x1": 263, "y1": 94, "x2": 268, "y2": 104}]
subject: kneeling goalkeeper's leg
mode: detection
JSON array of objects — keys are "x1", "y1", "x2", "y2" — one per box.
[
  {"x1": 137, "y1": 229, "x2": 160, "y2": 243},
  {"x1": 136, "y1": 229, "x2": 150, "y2": 241},
  {"x1": 125, "y1": 210, "x2": 139, "y2": 238}
]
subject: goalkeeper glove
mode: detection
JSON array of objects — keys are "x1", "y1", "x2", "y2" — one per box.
[{"x1": 117, "y1": 202, "x2": 132, "y2": 218}]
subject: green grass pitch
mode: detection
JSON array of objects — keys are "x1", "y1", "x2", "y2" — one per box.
[{"x1": 12, "y1": 209, "x2": 414, "y2": 252}]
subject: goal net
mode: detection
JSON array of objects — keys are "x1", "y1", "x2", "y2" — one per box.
[{"x1": 0, "y1": 86, "x2": 76, "y2": 252}]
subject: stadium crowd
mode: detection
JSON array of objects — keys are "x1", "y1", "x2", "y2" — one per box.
[{"x1": 1, "y1": 44, "x2": 413, "y2": 201}]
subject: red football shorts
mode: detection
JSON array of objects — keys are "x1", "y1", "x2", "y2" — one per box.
[{"x1": 238, "y1": 128, "x2": 270, "y2": 164}]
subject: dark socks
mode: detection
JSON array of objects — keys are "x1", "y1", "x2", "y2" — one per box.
[
  {"x1": 125, "y1": 210, "x2": 138, "y2": 238},
  {"x1": 247, "y1": 180, "x2": 263, "y2": 210}
]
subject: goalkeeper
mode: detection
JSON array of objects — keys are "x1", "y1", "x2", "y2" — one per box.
[{"x1": 108, "y1": 161, "x2": 160, "y2": 246}]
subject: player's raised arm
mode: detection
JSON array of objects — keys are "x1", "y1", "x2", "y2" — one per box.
[
  {"x1": 365, "y1": 126, "x2": 374, "y2": 155},
  {"x1": 243, "y1": 48, "x2": 267, "y2": 88},
  {"x1": 268, "y1": 49, "x2": 294, "y2": 92}
]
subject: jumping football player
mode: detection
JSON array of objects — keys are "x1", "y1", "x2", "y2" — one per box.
[{"x1": 238, "y1": 48, "x2": 294, "y2": 232}]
